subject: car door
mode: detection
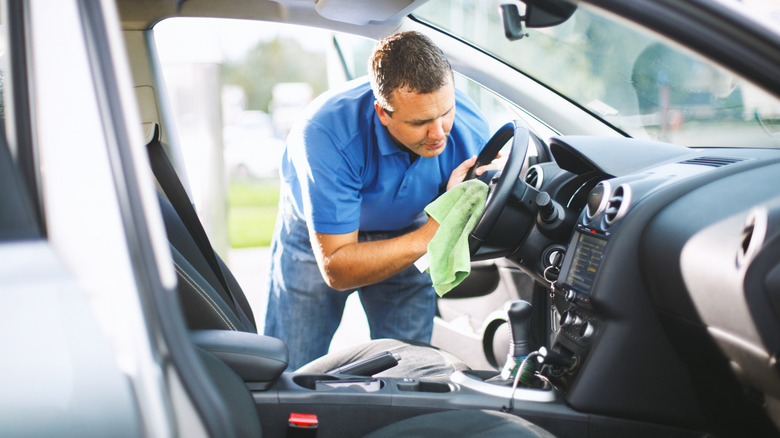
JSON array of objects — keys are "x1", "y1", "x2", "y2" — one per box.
[
  {"x1": 0, "y1": 1, "x2": 258, "y2": 436},
  {"x1": 0, "y1": 1, "x2": 144, "y2": 435}
]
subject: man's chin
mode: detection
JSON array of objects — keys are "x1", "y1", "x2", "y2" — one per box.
[{"x1": 418, "y1": 150, "x2": 444, "y2": 159}]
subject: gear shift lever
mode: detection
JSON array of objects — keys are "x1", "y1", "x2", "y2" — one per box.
[{"x1": 500, "y1": 300, "x2": 532, "y2": 379}]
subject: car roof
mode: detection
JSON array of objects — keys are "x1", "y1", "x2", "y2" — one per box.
[{"x1": 116, "y1": 0, "x2": 429, "y2": 31}]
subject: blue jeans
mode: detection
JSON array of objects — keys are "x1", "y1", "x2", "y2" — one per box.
[{"x1": 264, "y1": 201, "x2": 436, "y2": 370}]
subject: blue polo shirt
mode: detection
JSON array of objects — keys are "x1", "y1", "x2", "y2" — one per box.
[{"x1": 280, "y1": 79, "x2": 489, "y2": 235}]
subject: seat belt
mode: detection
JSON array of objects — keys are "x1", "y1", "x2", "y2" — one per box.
[{"x1": 146, "y1": 125, "x2": 251, "y2": 327}]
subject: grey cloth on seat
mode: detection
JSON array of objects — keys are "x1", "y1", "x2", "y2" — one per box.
[
  {"x1": 297, "y1": 338, "x2": 471, "y2": 378},
  {"x1": 363, "y1": 409, "x2": 556, "y2": 437}
]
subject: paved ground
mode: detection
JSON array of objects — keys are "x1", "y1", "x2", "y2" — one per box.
[{"x1": 226, "y1": 246, "x2": 371, "y2": 352}]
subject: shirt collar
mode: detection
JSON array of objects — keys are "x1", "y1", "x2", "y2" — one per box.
[{"x1": 374, "y1": 112, "x2": 407, "y2": 156}]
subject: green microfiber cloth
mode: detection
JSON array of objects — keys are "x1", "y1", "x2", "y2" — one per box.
[{"x1": 424, "y1": 179, "x2": 488, "y2": 296}]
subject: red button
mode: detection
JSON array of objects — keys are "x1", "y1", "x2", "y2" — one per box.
[{"x1": 289, "y1": 413, "x2": 318, "y2": 428}]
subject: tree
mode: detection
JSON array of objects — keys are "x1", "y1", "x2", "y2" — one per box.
[{"x1": 223, "y1": 37, "x2": 328, "y2": 112}]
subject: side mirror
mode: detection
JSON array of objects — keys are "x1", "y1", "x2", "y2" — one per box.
[{"x1": 501, "y1": 0, "x2": 577, "y2": 40}]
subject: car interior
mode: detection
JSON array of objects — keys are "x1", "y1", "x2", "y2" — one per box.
[{"x1": 107, "y1": 0, "x2": 780, "y2": 437}]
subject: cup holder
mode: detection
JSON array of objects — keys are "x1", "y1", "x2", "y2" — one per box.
[
  {"x1": 293, "y1": 374, "x2": 383, "y2": 392},
  {"x1": 397, "y1": 379, "x2": 452, "y2": 393},
  {"x1": 293, "y1": 374, "x2": 339, "y2": 390}
]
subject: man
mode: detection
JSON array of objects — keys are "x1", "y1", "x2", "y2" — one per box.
[{"x1": 265, "y1": 31, "x2": 491, "y2": 369}]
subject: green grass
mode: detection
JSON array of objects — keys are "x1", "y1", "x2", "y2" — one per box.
[{"x1": 227, "y1": 180, "x2": 280, "y2": 248}]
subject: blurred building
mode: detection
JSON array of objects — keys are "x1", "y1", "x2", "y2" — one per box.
[{"x1": 269, "y1": 82, "x2": 313, "y2": 140}]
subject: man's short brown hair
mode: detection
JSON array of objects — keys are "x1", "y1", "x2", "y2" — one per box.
[{"x1": 368, "y1": 31, "x2": 453, "y2": 113}]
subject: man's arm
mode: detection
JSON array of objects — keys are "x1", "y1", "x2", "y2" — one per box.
[
  {"x1": 312, "y1": 217, "x2": 439, "y2": 291},
  {"x1": 310, "y1": 155, "x2": 495, "y2": 291}
]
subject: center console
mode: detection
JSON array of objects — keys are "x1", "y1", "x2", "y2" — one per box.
[
  {"x1": 190, "y1": 326, "x2": 584, "y2": 436},
  {"x1": 251, "y1": 369, "x2": 574, "y2": 437},
  {"x1": 543, "y1": 224, "x2": 608, "y2": 384}
]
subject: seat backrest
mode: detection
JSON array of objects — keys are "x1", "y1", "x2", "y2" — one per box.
[
  {"x1": 157, "y1": 192, "x2": 257, "y2": 333},
  {"x1": 145, "y1": 124, "x2": 256, "y2": 334}
]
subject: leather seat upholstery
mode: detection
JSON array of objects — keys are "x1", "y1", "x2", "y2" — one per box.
[{"x1": 158, "y1": 192, "x2": 256, "y2": 332}]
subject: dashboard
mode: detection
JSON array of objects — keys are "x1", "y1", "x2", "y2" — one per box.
[{"x1": 517, "y1": 135, "x2": 780, "y2": 435}]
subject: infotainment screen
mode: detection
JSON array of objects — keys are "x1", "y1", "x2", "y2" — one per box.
[{"x1": 563, "y1": 231, "x2": 607, "y2": 294}]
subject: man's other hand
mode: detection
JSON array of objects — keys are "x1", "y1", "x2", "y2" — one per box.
[{"x1": 446, "y1": 154, "x2": 501, "y2": 191}]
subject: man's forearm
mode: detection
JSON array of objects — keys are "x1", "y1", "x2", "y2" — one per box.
[{"x1": 315, "y1": 218, "x2": 439, "y2": 291}]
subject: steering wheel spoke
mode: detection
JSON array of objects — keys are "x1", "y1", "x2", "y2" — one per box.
[{"x1": 469, "y1": 121, "x2": 538, "y2": 259}]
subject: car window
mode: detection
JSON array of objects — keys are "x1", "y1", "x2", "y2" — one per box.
[
  {"x1": 153, "y1": 18, "x2": 547, "y2": 342},
  {"x1": 153, "y1": 18, "x2": 547, "y2": 255},
  {"x1": 413, "y1": 0, "x2": 780, "y2": 148},
  {"x1": 153, "y1": 18, "x2": 335, "y2": 255},
  {"x1": 333, "y1": 34, "x2": 552, "y2": 167},
  {"x1": 333, "y1": 32, "x2": 555, "y2": 143}
]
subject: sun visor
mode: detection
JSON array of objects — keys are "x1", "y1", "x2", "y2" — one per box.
[{"x1": 315, "y1": 0, "x2": 416, "y2": 25}]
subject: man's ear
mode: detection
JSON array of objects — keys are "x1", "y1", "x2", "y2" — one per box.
[{"x1": 375, "y1": 101, "x2": 391, "y2": 127}]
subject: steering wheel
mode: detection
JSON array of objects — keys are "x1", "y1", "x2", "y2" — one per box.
[{"x1": 467, "y1": 120, "x2": 534, "y2": 259}]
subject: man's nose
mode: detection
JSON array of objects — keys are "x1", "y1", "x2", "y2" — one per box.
[{"x1": 428, "y1": 120, "x2": 445, "y2": 139}]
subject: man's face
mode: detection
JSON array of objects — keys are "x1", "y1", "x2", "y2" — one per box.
[{"x1": 375, "y1": 79, "x2": 456, "y2": 159}]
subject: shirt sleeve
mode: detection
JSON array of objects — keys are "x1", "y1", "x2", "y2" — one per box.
[
  {"x1": 456, "y1": 89, "x2": 491, "y2": 155},
  {"x1": 289, "y1": 120, "x2": 363, "y2": 235}
]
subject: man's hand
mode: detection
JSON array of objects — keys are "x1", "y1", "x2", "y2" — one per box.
[{"x1": 446, "y1": 154, "x2": 502, "y2": 191}]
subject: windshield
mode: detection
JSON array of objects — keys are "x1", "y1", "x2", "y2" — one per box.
[{"x1": 413, "y1": 0, "x2": 780, "y2": 148}]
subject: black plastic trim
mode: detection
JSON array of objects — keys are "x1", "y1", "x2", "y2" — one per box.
[{"x1": 4, "y1": 1, "x2": 44, "y2": 233}]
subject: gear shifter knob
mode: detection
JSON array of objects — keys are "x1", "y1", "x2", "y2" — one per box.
[
  {"x1": 500, "y1": 300, "x2": 533, "y2": 379},
  {"x1": 507, "y1": 300, "x2": 533, "y2": 358}
]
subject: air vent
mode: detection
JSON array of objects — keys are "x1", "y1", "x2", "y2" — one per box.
[
  {"x1": 604, "y1": 185, "x2": 631, "y2": 225},
  {"x1": 736, "y1": 207, "x2": 767, "y2": 268},
  {"x1": 585, "y1": 181, "x2": 610, "y2": 219},
  {"x1": 525, "y1": 165, "x2": 543, "y2": 190},
  {"x1": 679, "y1": 156, "x2": 746, "y2": 167}
]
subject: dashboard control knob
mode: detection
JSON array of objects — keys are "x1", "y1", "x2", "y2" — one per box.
[
  {"x1": 560, "y1": 310, "x2": 583, "y2": 329},
  {"x1": 559, "y1": 311, "x2": 569, "y2": 327},
  {"x1": 579, "y1": 322, "x2": 595, "y2": 339}
]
